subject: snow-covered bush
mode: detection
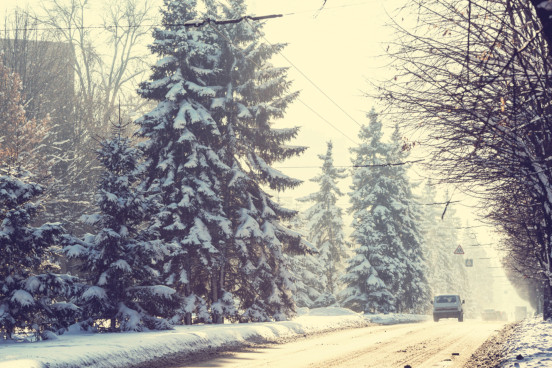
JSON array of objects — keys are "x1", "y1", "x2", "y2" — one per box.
[
  {"x1": 0, "y1": 168, "x2": 79, "y2": 340},
  {"x1": 64, "y1": 124, "x2": 177, "y2": 332}
]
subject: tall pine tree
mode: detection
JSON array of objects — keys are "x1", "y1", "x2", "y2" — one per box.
[
  {"x1": 206, "y1": 0, "x2": 307, "y2": 322},
  {"x1": 298, "y1": 141, "x2": 348, "y2": 305},
  {"x1": 0, "y1": 65, "x2": 78, "y2": 340},
  {"x1": 137, "y1": 0, "x2": 306, "y2": 324},
  {"x1": 419, "y1": 180, "x2": 454, "y2": 294},
  {"x1": 342, "y1": 110, "x2": 430, "y2": 313},
  {"x1": 440, "y1": 193, "x2": 470, "y2": 298},
  {"x1": 285, "y1": 213, "x2": 327, "y2": 308},
  {"x1": 136, "y1": 0, "x2": 232, "y2": 325},
  {"x1": 65, "y1": 121, "x2": 177, "y2": 331},
  {"x1": 342, "y1": 110, "x2": 398, "y2": 313},
  {"x1": 0, "y1": 166, "x2": 78, "y2": 340},
  {"x1": 387, "y1": 125, "x2": 431, "y2": 313}
]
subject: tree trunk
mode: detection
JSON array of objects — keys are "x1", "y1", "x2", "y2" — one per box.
[
  {"x1": 530, "y1": 0, "x2": 552, "y2": 57},
  {"x1": 211, "y1": 274, "x2": 223, "y2": 324},
  {"x1": 543, "y1": 280, "x2": 552, "y2": 320},
  {"x1": 184, "y1": 282, "x2": 193, "y2": 325},
  {"x1": 215, "y1": 264, "x2": 226, "y2": 324}
]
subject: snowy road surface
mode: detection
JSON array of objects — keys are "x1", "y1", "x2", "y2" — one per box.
[{"x1": 176, "y1": 320, "x2": 505, "y2": 368}]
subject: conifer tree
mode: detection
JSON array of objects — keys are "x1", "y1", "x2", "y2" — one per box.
[
  {"x1": 420, "y1": 183, "x2": 471, "y2": 301},
  {"x1": 0, "y1": 167, "x2": 78, "y2": 340},
  {"x1": 65, "y1": 120, "x2": 177, "y2": 331},
  {"x1": 137, "y1": 0, "x2": 305, "y2": 323},
  {"x1": 419, "y1": 180, "x2": 455, "y2": 294},
  {"x1": 388, "y1": 125, "x2": 431, "y2": 313},
  {"x1": 343, "y1": 110, "x2": 429, "y2": 313},
  {"x1": 205, "y1": 0, "x2": 307, "y2": 321},
  {"x1": 342, "y1": 110, "x2": 398, "y2": 313},
  {"x1": 0, "y1": 65, "x2": 78, "y2": 340},
  {"x1": 285, "y1": 214, "x2": 327, "y2": 308},
  {"x1": 440, "y1": 195, "x2": 470, "y2": 297},
  {"x1": 136, "y1": 0, "x2": 232, "y2": 325},
  {"x1": 298, "y1": 142, "x2": 348, "y2": 304}
]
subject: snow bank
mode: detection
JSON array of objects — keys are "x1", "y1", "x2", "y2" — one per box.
[
  {"x1": 0, "y1": 307, "x2": 369, "y2": 368},
  {"x1": 501, "y1": 316, "x2": 552, "y2": 368},
  {"x1": 364, "y1": 313, "x2": 430, "y2": 325}
]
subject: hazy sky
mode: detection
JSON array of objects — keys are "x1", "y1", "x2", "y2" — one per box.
[
  {"x1": 0, "y1": 0, "x2": 399, "y2": 204},
  {"x1": 0, "y1": 0, "x2": 496, "y2": 240}
]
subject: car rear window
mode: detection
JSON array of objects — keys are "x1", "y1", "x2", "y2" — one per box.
[{"x1": 435, "y1": 295, "x2": 457, "y2": 303}]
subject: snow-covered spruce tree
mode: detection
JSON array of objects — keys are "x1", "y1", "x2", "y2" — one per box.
[
  {"x1": 65, "y1": 121, "x2": 177, "y2": 331},
  {"x1": 342, "y1": 110, "x2": 397, "y2": 313},
  {"x1": 0, "y1": 166, "x2": 79, "y2": 340},
  {"x1": 285, "y1": 213, "x2": 327, "y2": 308},
  {"x1": 387, "y1": 125, "x2": 431, "y2": 313},
  {"x1": 342, "y1": 109, "x2": 430, "y2": 313},
  {"x1": 137, "y1": 0, "x2": 306, "y2": 324},
  {"x1": 196, "y1": 1, "x2": 305, "y2": 321},
  {"x1": 419, "y1": 180, "x2": 454, "y2": 294},
  {"x1": 207, "y1": 0, "x2": 307, "y2": 322},
  {"x1": 0, "y1": 64, "x2": 78, "y2": 340},
  {"x1": 298, "y1": 141, "x2": 348, "y2": 306},
  {"x1": 419, "y1": 182, "x2": 470, "y2": 301},
  {"x1": 439, "y1": 194, "x2": 469, "y2": 298},
  {"x1": 136, "y1": 0, "x2": 234, "y2": 325}
]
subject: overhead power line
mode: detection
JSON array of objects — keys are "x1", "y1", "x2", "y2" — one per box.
[
  {"x1": 245, "y1": 18, "x2": 365, "y2": 129},
  {"x1": 0, "y1": 14, "x2": 284, "y2": 33},
  {"x1": 0, "y1": 1, "x2": 379, "y2": 33},
  {"x1": 207, "y1": 21, "x2": 360, "y2": 145},
  {"x1": 275, "y1": 159, "x2": 425, "y2": 169},
  {"x1": 182, "y1": 14, "x2": 283, "y2": 27}
]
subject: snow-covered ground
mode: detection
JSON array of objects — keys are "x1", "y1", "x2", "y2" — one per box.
[
  {"x1": 0, "y1": 308, "x2": 428, "y2": 368},
  {"x1": 501, "y1": 316, "x2": 552, "y2": 368},
  {"x1": 5, "y1": 308, "x2": 551, "y2": 368}
]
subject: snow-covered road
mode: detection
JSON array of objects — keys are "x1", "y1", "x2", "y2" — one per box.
[
  {"x1": 2, "y1": 309, "x2": 519, "y2": 368},
  {"x1": 176, "y1": 320, "x2": 506, "y2": 368}
]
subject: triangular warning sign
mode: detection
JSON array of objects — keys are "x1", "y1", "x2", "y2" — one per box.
[{"x1": 453, "y1": 245, "x2": 465, "y2": 255}]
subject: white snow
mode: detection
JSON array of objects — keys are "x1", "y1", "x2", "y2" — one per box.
[
  {"x1": 4, "y1": 309, "x2": 549, "y2": 368},
  {"x1": 112, "y1": 260, "x2": 132, "y2": 272},
  {"x1": 364, "y1": 313, "x2": 430, "y2": 325},
  {"x1": 500, "y1": 315, "x2": 552, "y2": 367},
  {"x1": 10, "y1": 290, "x2": 34, "y2": 307},
  {"x1": 81, "y1": 286, "x2": 107, "y2": 301},
  {"x1": 0, "y1": 308, "x2": 425, "y2": 368}
]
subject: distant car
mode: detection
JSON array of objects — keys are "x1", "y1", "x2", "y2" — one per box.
[
  {"x1": 431, "y1": 294, "x2": 465, "y2": 322},
  {"x1": 482, "y1": 309, "x2": 498, "y2": 321}
]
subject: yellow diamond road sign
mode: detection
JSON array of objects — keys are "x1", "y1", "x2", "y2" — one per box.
[{"x1": 454, "y1": 245, "x2": 465, "y2": 255}]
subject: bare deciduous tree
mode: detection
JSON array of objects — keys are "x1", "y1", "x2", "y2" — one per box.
[
  {"x1": 38, "y1": 0, "x2": 155, "y2": 123},
  {"x1": 1, "y1": 1, "x2": 156, "y2": 237},
  {"x1": 379, "y1": 0, "x2": 552, "y2": 318}
]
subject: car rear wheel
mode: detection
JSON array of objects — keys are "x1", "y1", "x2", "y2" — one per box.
[
  {"x1": 433, "y1": 315, "x2": 439, "y2": 322},
  {"x1": 458, "y1": 314, "x2": 464, "y2": 322}
]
